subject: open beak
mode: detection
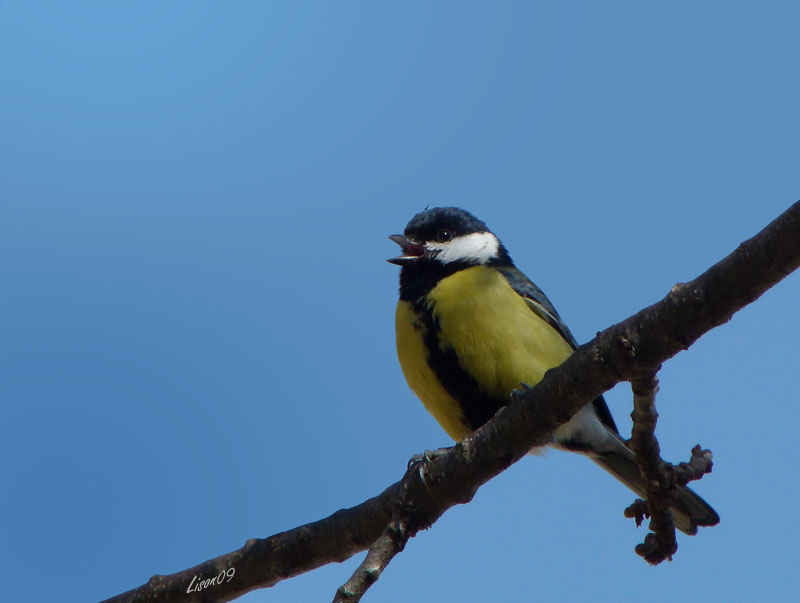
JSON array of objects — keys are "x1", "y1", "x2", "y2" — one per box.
[{"x1": 387, "y1": 234, "x2": 426, "y2": 265}]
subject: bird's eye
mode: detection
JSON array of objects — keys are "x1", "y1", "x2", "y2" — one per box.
[{"x1": 437, "y1": 230, "x2": 452, "y2": 242}]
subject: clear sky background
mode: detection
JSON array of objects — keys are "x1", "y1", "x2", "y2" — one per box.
[{"x1": 2, "y1": 2, "x2": 799, "y2": 602}]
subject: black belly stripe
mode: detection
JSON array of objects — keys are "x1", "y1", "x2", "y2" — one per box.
[{"x1": 414, "y1": 299, "x2": 508, "y2": 432}]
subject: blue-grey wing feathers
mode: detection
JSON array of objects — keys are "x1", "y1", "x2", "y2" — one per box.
[{"x1": 497, "y1": 265, "x2": 619, "y2": 434}]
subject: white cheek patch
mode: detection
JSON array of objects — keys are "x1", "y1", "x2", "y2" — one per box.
[{"x1": 429, "y1": 232, "x2": 500, "y2": 264}]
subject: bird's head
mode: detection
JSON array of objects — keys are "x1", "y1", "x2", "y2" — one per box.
[{"x1": 388, "y1": 207, "x2": 510, "y2": 267}]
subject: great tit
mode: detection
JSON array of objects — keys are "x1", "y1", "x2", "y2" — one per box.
[{"x1": 389, "y1": 206, "x2": 718, "y2": 535}]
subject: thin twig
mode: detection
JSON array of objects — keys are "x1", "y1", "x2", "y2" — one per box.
[
  {"x1": 334, "y1": 455, "x2": 447, "y2": 603},
  {"x1": 333, "y1": 514, "x2": 410, "y2": 602},
  {"x1": 673, "y1": 445, "x2": 714, "y2": 485},
  {"x1": 629, "y1": 373, "x2": 677, "y2": 564}
]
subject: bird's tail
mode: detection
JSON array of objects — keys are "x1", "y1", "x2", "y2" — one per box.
[{"x1": 589, "y1": 431, "x2": 719, "y2": 535}]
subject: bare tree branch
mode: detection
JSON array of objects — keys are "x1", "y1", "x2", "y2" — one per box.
[
  {"x1": 101, "y1": 200, "x2": 800, "y2": 603},
  {"x1": 628, "y1": 373, "x2": 678, "y2": 564},
  {"x1": 101, "y1": 483, "x2": 404, "y2": 603},
  {"x1": 623, "y1": 442, "x2": 715, "y2": 563},
  {"x1": 675, "y1": 445, "x2": 715, "y2": 486},
  {"x1": 333, "y1": 513, "x2": 410, "y2": 603}
]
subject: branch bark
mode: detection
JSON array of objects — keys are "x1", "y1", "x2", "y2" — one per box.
[
  {"x1": 333, "y1": 512, "x2": 410, "y2": 602},
  {"x1": 101, "y1": 200, "x2": 800, "y2": 603},
  {"x1": 628, "y1": 373, "x2": 678, "y2": 564}
]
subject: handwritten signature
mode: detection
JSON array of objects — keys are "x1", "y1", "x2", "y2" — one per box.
[{"x1": 186, "y1": 567, "x2": 235, "y2": 593}]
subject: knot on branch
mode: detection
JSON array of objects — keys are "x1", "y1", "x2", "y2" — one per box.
[
  {"x1": 674, "y1": 445, "x2": 714, "y2": 485},
  {"x1": 635, "y1": 532, "x2": 675, "y2": 565},
  {"x1": 624, "y1": 499, "x2": 649, "y2": 528}
]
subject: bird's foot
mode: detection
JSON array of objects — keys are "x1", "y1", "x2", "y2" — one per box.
[
  {"x1": 510, "y1": 381, "x2": 534, "y2": 403},
  {"x1": 407, "y1": 447, "x2": 452, "y2": 487},
  {"x1": 407, "y1": 447, "x2": 451, "y2": 469}
]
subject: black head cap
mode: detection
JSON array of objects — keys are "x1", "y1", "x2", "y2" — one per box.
[{"x1": 403, "y1": 207, "x2": 491, "y2": 243}]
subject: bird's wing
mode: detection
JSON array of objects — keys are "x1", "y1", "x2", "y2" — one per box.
[
  {"x1": 497, "y1": 266, "x2": 580, "y2": 349},
  {"x1": 497, "y1": 265, "x2": 619, "y2": 434}
]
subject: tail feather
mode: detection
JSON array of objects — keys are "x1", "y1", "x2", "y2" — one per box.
[{"x1": 590, "y1": 433, "x2": 719, "y2": 535}]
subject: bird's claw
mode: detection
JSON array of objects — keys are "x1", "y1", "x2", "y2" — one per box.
[
  {"x1": 407, "y1": 447, "x2": 451, "y2": 487},
  {"x1": 407, "y1": 447, "x2": 450, "y2": 469}
]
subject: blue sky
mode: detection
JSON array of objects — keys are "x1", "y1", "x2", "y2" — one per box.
[{"x1": 1, "y1": 2, "x2": 799, "y2": 602}]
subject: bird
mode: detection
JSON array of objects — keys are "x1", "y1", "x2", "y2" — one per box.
[{"x1": 388, "y1": 206, "x2": 719, "y2": 535}]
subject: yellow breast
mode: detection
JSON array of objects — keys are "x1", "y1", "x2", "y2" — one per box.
[{"x1": 395, "y1": 265, "x2": 574, "y2": 441}]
